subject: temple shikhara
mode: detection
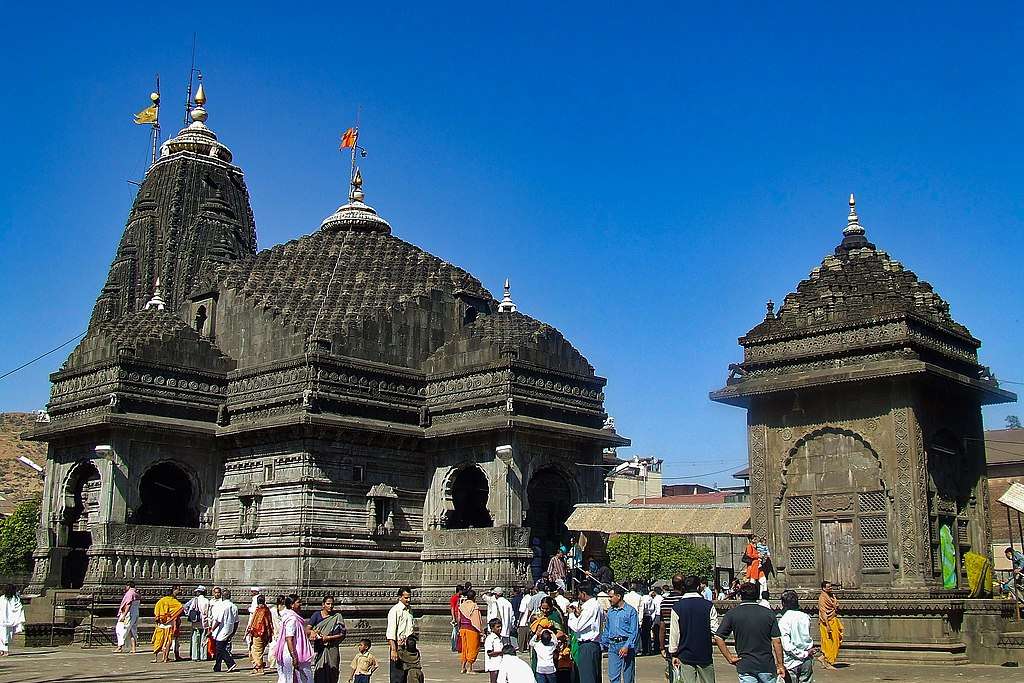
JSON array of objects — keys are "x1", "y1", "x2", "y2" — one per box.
[
  {"x1": 712, "y1": 196, "x2": 1018, "y2": 662},
  {"x1": 27, "y1": 84, "x2": 627, "y2": 626}
]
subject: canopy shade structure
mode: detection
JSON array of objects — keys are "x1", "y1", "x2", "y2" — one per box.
[
  {"x1": 565, "y1": 503, "x2": 750, "y2": 536},
  {"x1": 998, "y1": 482, "x2": 1024, "y2": 515}
]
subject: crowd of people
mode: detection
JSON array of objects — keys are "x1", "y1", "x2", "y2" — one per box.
[
  {"x1": 445, "y1": 560, "x2": 846, "y2": 683},
  {"x1": 112, "y1": 582, "x2": 385, "y2": 683}
]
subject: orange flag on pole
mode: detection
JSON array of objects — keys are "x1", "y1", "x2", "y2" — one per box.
[{"x1": 340, "y1": 127, "x2": 358, "y2": 149}]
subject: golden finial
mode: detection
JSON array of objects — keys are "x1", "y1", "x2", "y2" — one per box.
[
  {"x1": 350, "y1": 167, "x2": 365, "y2": 202},
  {"x1": 190, "y1": 78, "x2": 208, "y2": 124}
]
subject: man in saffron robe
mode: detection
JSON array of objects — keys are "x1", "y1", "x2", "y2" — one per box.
[
  {"x1": 152, "y1": 584, "x2": 185, "y2": 663},
  {"x1": 743, "y1": 534, "x2": 764, "y2": 585},
  {"x1": 817, "y1": 581, "x2": 842, "y2": 669}
]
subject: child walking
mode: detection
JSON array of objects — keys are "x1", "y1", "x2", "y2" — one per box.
[
  {"x1": 484, "y1": 619, "x2": 505, "y2": 683},
  {"x1": 349, "y1": 638, "x2": 379, "y2": 683}
]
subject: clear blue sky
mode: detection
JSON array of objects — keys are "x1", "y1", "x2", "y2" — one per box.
[{"x1": 0, "y1": 3, "x2": 1020, "y2": 486}]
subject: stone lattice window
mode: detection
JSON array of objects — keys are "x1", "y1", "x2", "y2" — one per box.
[
  {"x1": 858, "y1": 491, "x2": 887, "y2": 512},
  {"x1": 861, "y1": 543, "x2": 889, "y2": 570},
  {"x1": 789, "y1": 546, "x2": 816, "y2": 571},
  {"x1": 859, "y1": 516, "x2": 888, "y2": 541},
  {"x1": 785, "y1": 495, "x2": 815, "y2": 572}
]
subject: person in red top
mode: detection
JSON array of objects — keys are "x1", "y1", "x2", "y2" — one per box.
[{"x1": 449, "y1": 585, "x2": 465, "y2": 653}]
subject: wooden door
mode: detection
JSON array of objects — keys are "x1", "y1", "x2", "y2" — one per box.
[{"x1": 821, "y1": 520, "x2": 857, "y2": 588}]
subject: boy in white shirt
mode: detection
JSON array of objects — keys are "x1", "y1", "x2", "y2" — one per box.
[
  {"x1": 485, "y1": 618, "x2": 506, "y2": 683},
  {"x1": 529, "y1": 628, "x2": 559, "y2": 683}
]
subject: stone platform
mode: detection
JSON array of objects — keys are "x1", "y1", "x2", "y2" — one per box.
[{"x1": 1, "y1": 642, "x2": 1022, "y2": 683}]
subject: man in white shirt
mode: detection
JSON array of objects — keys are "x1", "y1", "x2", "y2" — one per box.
[
  {"x1": 778, "y1": 590, "x2": 814, "y2": 682},
  {"x1": 650, "y1": 588, "x2": 664, "y2": 658},
  {"x1": 486, "y1": 588, "x2": 515, "y2": 646},
  {"x1": 517, "y1": 586, "x2": 536, "y2": 653},
  {"x1": 550, "y1": 587, "x2": 570, "y2": 615},
  {"x1": 185, "y1": 585, "x2": 211, "y2": 661},
  {"x1": 623, "y1": 583, "x2": 644, "y2": 624},
  {"x1": 566, "y1": 583, "x2": 603, "y2": 683},
  {"x1": 386, "y1": 587, "x2": 414, "y2": 683},
  {"x1": 638, "y1": 589, "x2": 655, "y2": 655},
  {"x1": 209, "y1": 590, "x2": 239, "y2": 672}
]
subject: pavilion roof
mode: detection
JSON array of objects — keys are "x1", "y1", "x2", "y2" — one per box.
[{"x1": 566, "y1": 502, "x2": 750, "y2": 536}]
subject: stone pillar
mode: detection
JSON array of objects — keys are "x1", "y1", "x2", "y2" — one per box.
[{"x1": 890, "y1": 406, "x2": 930, "y2": 586}]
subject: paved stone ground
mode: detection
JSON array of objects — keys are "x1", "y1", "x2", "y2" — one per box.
[{"x1": 0, "y1": 643, "x2": 1018, "y2": 683}]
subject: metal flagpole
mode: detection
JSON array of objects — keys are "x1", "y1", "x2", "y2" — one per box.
[
  {"x1": 184, "y1": 33, "x2": 197, "y2": 126},
  {"x1": 150, "y1": 74, "x2": 161, "y2": 165}
]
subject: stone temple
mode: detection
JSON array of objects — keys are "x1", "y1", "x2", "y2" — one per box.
[
  {"x1": 712, "y1": 197, "x2": 1019, "y2": 663},
  {"x1": 26, "y1": 85, "x2": 627, "y2": 623}
]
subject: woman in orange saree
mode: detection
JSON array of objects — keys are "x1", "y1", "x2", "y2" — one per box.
[{"x1": 458, "y1": 589, "x2": 484, "y2": 674}]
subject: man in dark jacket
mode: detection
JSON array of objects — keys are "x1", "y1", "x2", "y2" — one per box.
[{"x1": 668, "y1": 575, "x2": 719, "y2": 683}]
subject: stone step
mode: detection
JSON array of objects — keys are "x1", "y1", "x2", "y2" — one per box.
[{"x1": 828, "y1": 640, "x2": 969, "y2": 666}]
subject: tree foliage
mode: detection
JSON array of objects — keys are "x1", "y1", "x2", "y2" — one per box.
[
  {"x1": 1007, "y1": 415, "x2": 1022, "y2": 430},
  {"x1": 0, "y1": 496, "x2": 41, "y2": 575},
  {"x1": 606, "y1": 534, "x2": 715, "y2": 584}
]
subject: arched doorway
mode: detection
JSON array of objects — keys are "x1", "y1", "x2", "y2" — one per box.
[
  {"x1": 62, "y1": 463, "x2": 101, "y2": 589},
  {"x1": 443, "y1": 466, "x2": 493, "y2": 529},
  {"x1": 526, "y1": 467, "x2": 575, "y2": 575},
  {"x1": 136, "y1": 461, "x2": 199, "y2": 527},
  {"x1": 780, "y1": 429, "x2": 889, "y2": 588}
]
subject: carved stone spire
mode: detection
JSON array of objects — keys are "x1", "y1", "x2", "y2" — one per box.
[{"x1": 497, "y1": 278, "x2": 517, "y2": 313}]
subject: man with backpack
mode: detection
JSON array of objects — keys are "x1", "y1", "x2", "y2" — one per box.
[{"x1": 185, "y1": 585, "x2": 212, "y2": 661}]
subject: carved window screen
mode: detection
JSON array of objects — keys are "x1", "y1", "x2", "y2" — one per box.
[
  {"x1": 859, "y1": 516, "x2": 888, "y2": 541},
  {"x1": 788, "y1": 519, "x2": 813, "y2": 544},
  {"x1": 785, "y1": 495, "x2": 815, "y2": 572},
  {"x1": 789, "y1": 546, "x2": 816, "y2": 571},
  {"x1": 861, "y1": 544, "x2": 889, "y2": 570},
  {"x1": 787, "y1": 496, "x2": 813, "y2": 518},
  {"x1": 858, "y1": 491, "x2": 886, "y2": 513}
]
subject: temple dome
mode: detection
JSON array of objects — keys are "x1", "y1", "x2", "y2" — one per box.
[
  {"x1": 744, "y1": 195, "x2": 971, "y2": 343},
  {"x1": 425, "y1": 310, "x2": 595, "y2": 376}
]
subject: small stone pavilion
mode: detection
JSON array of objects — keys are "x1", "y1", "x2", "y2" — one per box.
[
  {"x1": 712, "y1": 196, "x2": 1020, "y2": 663},
  {"x1": 26, "y1": 83, "x2": 626, "y2": 627}
]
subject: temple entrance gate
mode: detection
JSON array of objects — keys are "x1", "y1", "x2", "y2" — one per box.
[
  {"x1": 821, "y1": 520, "x2": 857, "y2": 588},
  {"x1": 526, "y1": 467, "x2": 575, "y2": 571},
  {"x1": 61, "y1": 462, "x2": 101, "y2": 589}
]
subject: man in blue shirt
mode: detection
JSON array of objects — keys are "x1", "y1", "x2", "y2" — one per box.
[{"x1": 601, "y1": 585, "x2": 639, "y2": 683}]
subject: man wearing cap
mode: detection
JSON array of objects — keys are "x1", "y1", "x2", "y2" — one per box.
[
  {"x1": 482, "y1": 587, "x2": 515, "y2": 647},
  {"x1": 186, "y1": 585, "x2": 212, "y2": 661},
  {"x1": 567, "y1": 583, "x2": 604, "y2": 683}
]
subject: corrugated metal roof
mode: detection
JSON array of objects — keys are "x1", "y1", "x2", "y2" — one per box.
[{"x1": 566, "y1": 503, "x2": 750, "y2": 535}]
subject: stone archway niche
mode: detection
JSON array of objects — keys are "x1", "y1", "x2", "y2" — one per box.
[
  {"x1": 443, "y1": 466, "x2": 493, "y2": 529},
  {"x1": 136, "y1": 461, "x2": 200, "y2": 528}
]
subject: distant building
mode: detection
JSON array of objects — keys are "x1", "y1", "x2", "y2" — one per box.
[
  {"x1": 604, "y1": 456, "x2": 662, "y2": 504},
  {"x1": 985, "y1": 428, "x2": 1024, "y2": 565},
  {"x1": 662, "y1": 483, "x2": 718, "y2": 496}
]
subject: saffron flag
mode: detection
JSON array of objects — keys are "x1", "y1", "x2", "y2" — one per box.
[
  {"x1": 134, "y1": 105, "x2": 158, "y2": 125},
  {"x1": 340, "y1": 127, "x2": 358, "y2": 149}
]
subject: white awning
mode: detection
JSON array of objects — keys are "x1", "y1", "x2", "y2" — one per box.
[{"x1": 998, "y1": 482, "x2": 1024, "y2": 514}]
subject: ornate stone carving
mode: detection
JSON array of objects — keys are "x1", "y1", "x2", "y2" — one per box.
[
  {"x1": 892, "y1": 407, "x2": 918, "y2": 576},
  {"x1": 748, "y1": 425, "x2": 768, "y2": 537}
]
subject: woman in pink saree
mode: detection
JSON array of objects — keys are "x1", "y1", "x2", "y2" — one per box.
[
  {"x1": 275, "y1": 594, "x2": 314, "y2": 683},
  {"x1": 113, "y1": 581, "x2": 140, "y2": 654}
]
